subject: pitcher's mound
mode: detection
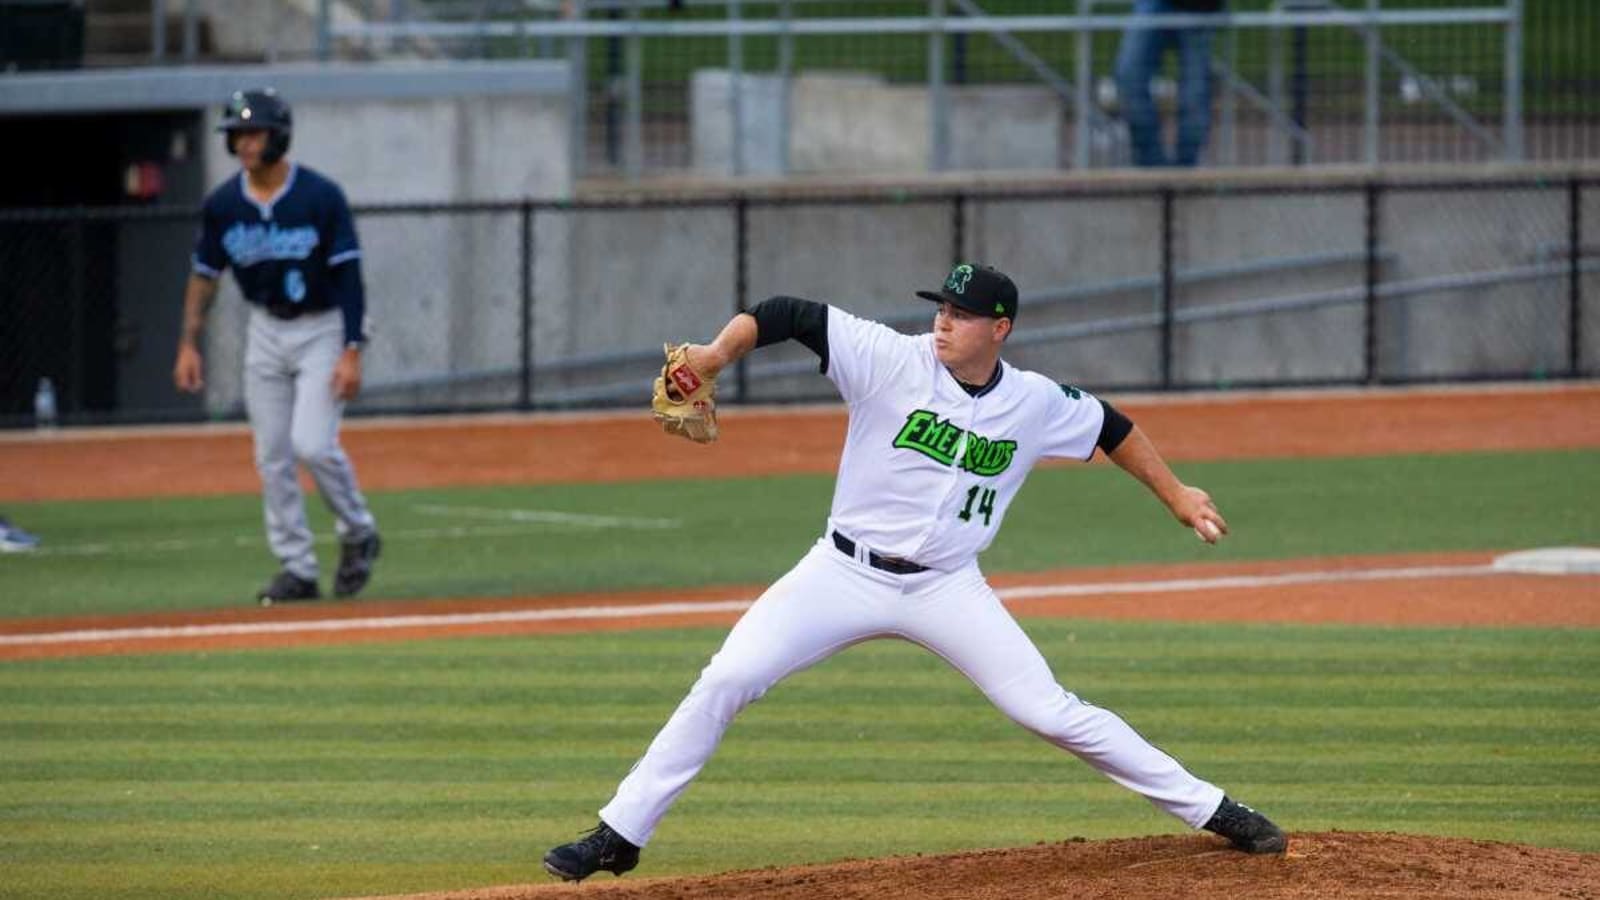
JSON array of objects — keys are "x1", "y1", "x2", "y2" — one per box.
[{"x1": 357, "y1": 831, "x2": 1598, "y2": 900}]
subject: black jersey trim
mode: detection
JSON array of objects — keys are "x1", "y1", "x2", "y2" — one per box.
[
  {"x1": 953, "y1": 362, "x2": 1003, "y2": 398},
  {"x1": 1097, "y1": 399, "x2": 1134, "y2": 454},
  {"x1": 750, "y1": 295, "x2": 829, "y2": 371}
]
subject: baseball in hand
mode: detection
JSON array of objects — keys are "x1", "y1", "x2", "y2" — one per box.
[{"x1": 1194, "y1": 519, "x2": 1222, "y2": 543}]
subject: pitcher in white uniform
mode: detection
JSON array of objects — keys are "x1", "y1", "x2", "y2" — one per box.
[{"x1": 544, "y1": 264, "x2": 1287, "y2": 882}]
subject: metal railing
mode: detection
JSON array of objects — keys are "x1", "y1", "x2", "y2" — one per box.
[
  {"x1": 21, "y1": 3, "x2": 1594, "y2": 174},
  {"x1": 318, "y1": 1, "x2": 1539, "y2": 176}
]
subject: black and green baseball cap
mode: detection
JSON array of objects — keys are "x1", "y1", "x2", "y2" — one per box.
[{"x1": 916, "y1": 263, "x2": 1019, "y2": 320}]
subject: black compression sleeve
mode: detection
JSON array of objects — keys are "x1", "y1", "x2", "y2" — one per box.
[
  {"x1": 1097, "y1": 399, "x2": 1134, "y2": 454},
  {"x1": 749, "y1": 295, "x2": 829, "y2": 368}
]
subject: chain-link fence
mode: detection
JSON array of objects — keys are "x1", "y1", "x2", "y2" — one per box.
[
  {"x1": 1, "y1": 171, "x2": 1593, "y2": 428},
  {"x1": 19, "y1": 3, "x2": 1594, "y2": 174},
  {"x1": 317, "y1": 0, "x2": 1599, "y2": 175}
]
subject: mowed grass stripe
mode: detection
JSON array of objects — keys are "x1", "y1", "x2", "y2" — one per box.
[
  {"x1": 2, "y1": 449, "x2": 1596, "y2": 617},
  {"x1": 1, "y1": 621, "x2": 1597, "y2": 899}
]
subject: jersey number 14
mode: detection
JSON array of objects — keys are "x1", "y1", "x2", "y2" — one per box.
[{"x1": 958, "y1": 485, "x2": 997, "y2": 526}]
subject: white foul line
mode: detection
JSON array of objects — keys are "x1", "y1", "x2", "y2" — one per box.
[
  {"x1": 410, "y1": 504, "x2": 680, "y2": 530},
  {"x1": 0, "y1": 601, "x2": 759, "y2": 647},
  {"x1": 996, "y1": 563, "x2": 1501, "y2": 599},
  {"x1": 0, "y1": 562, "x2": 1505, "y2": 650},
  {"x1": 22, "y1": 509, "x2": 682, "y2": 558}
]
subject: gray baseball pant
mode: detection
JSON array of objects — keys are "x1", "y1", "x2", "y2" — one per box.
[{"x1": 243, "y1": 307, "x2": 377, "y2": 580}]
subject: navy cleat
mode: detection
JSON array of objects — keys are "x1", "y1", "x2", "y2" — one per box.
[
  {"x1": 543, "y1": 821, "x2": 640, "y2": 882},
  {"x1": 257, "y1": 571, "x2": 320, "y2": 606},
  {"x1": 333, "y1": 532, "x2": 381, "y2": 598},
  {"x1": 1203, "y1": 796, "x2": 1289, "y2": 854}
]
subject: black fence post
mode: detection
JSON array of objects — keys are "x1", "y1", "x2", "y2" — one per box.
[
  {"x1": 1160, "y1": 188, "x2": 1174, "y2": 390},
  {"x1": 519, "y1": 199, "x2": 535, "y2": 410},
  {"x1": 951, "y1": 192, "x2": 964, "y2": 264},
  {"x1": 1364, "y1": 181, "x2": 1381, "y2": 384},
  {"x1": 734, "y1": 195, "x2": 750, "y2": 402},
  {"x1": 1570, "y1": 178, "x2": 1582, "y2": 377},
  {"x1": 1291, "y1": 25, "x2": 1309, "y2": 166},
  {"x1": 67, "y1": 215, "x2": 86, "y2": 420},
  {"x1": 952, "y1": 5, "x2": 967, "y2": 85},
  {"x1": 605, "y1": 8, "x2": 622, "y2": 168}
]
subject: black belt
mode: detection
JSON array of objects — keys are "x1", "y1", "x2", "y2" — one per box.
[
  {"x1": 263, "y1": 302, "x2": 330, "y2": 321},
  {"x1": 831, "y1": 531, "x2": 929, "y2": 575}
]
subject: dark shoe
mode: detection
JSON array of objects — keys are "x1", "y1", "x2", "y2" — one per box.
[
  {"x1": 542, "y1": 821, "x2": 640, "y2": 882},
  {"x1": 1203, "y1": 796, "x2": 1288, "y2": 854},
  {"x1": 257, "y1": 571, "x2": 320, "y2": 606},
  {"x1": 333, "y1": 532, "x2": 381, "y2": 598}
]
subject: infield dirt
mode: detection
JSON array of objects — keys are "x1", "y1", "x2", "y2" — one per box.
[{"x1": 355, "y1": 832, "x2": 1600, "y2": 900}]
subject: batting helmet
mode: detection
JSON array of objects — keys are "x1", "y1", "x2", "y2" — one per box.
[{"x1": 218, "y1": 88, "x2": 292, "y2": 164}]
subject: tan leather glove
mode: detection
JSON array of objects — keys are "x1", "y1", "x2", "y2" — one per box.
[{"x1": 651, "y1": 343, "x2": 719, "y2": 444}]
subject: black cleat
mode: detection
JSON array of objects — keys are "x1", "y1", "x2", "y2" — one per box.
[
  {"x1": 257, "y1": 571, "x2": 320, "y2": 606},
  {"x1": 542, "y1": 821, "x2": 641, "y2": 882},
  {"x1": 1203, "y1": 796, "x2": 1288, "y2": 854},
  {"x1": 333, "y1": 532, "x2": 381, "y2": 598}
]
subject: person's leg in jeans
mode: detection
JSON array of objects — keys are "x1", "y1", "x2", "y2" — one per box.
[
  {"x1": 1173, "y1": 21, "x2": 1217, "y2": 166},
  {"x1": 1115, "y1": 0, "x2": 1175, "y2": 167}
]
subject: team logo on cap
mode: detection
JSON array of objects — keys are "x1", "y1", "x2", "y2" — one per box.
[{"x1": 945, "y1": 264, "x2": 974, "y2": 295}]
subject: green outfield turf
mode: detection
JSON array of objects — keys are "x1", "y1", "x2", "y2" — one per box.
[
  {"x1": 1, "y1": 620, "x2": 1596, "y2": 900},
  {"x1": 0, "y1": 448, "x2": 1595, "y2": 618},
  {"x1": 2, "y1": 446, "x2": 1596, "y2": 899}
]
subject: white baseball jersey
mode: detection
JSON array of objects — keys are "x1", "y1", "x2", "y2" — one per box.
[{"x1": 825, "y1": 305, "x2": 1106, "y2": 571}]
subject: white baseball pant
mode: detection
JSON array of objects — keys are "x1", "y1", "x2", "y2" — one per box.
[{"x1": 598, "y1": 539, "x2": 1226, "y2": 846}]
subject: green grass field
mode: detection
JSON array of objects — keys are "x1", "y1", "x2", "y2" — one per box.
[
  {"x1": 2, "y1": 622, "x2": 1597, "y2": 899},
  {"x1": 3, "y1": 449, "x2": 1596, "y2": 618},
  {"x1": 1, "y1": 447, "x2": 1597, "y2": 899}
]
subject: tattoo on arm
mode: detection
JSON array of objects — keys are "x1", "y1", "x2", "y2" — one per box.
[{"x1": 181, "y1": 275, "x2": 219, "y2": 346}]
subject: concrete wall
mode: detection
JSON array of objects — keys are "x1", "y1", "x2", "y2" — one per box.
[
  {"x1": 1378, "y1": 187, "x2": 1576, "y2": 379},
  {"x1": 692, "y1": 72, "x2": 1062, "y2": 177},
  {"x1": 200, "y1": 0, "x2": 373, "y2": 62},
  {"x1": 503, "y1": 166, "x2": 1595, "y2": 409}
]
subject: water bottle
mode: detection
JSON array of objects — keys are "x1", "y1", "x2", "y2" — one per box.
[{"x1": 34, "y1": 377, "x2": 57, "y2": 431}]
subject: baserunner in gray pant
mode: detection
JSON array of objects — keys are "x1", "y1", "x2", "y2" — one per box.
[{"x1": 172, "y1": 87, "x2": 381, "y2": 605}]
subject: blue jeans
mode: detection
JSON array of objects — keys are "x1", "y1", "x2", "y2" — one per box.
[{"x1": 1114, "y1": 0, "x2": 1217, "y2": 167}]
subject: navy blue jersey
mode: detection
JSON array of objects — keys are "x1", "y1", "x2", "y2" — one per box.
[{"x1": 192, "y1": 163, "x2": 367, "y2": 345}]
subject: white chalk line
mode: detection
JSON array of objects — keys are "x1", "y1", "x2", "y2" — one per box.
[
  {"x1": 410, "y1": 504, "x2": 679, "y2": 530},
  {"x1": 16, "y1": 506, "x2": 680, "y2": 557},
  {"x1": 998, "y1": 563, "x2": 1502, "y2": 599},
  {"x1": 0, "y1": 601, "x2": 758, "y2": 647},
  {"x1": 0, "y1": 562, "x2": 1505, "y2": 649}
]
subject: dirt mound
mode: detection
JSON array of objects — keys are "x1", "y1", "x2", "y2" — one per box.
[{"x1": 356, "y1": 832, "x2": 1599, "y2": 900}]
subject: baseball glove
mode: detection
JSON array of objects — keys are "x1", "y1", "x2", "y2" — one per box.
[{"x1": 651, "y1": 343, "x2": 719, "y2": 444}]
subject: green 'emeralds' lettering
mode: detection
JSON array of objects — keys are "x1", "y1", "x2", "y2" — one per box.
[
  {"x1": 893, "y1": 410, "x2": 957, "y2": 465},
  {"x1": 961, "y1": 434, "x2": 1016, "y2": 477},
  {"x1": 892, "y1": 408, "x2": 1018, "y2": 476}
]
